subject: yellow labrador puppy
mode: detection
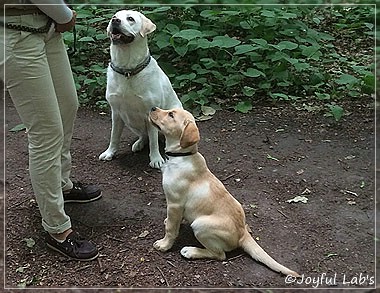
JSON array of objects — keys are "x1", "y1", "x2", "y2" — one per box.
[
  {"x1": 149, "y1": 107, "x2": 300, "y2": 277},
  {"x1": 99, "y1": 10, "x2": 182, "y2": 168}
]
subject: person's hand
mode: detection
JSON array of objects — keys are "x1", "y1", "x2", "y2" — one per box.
[{"x1": 55, "y1": 10, "x2": 77, "y2": 33}]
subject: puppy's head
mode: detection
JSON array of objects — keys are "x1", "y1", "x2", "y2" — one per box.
[
  {"x1": 149, "y1": 107, "x2": 200, "y2": 152},
  {"x1": 107, "y1": 10, "x2": 156, "y2": 45}
]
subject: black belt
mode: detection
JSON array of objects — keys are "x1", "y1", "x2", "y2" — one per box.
[{"x1": 0, "y1": 18, "x2": 53, "y2": 33}]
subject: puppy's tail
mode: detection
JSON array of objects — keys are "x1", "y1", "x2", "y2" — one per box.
[{"x1": 240, "y1": 230, "x2": 300, "y2": 277}]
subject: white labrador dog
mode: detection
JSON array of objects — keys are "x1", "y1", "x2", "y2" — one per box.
[
  {"x1": 99, "y1": 10, "x2": 182, "y2": 168},
  {"x1": 149, "y1": 107, "x2": 300, "y2": 277}
]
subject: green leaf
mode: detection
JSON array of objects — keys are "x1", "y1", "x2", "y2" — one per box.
[
  {"x1": 78, "y1": 36, "x2": 95, "y2": 42},
  {"x1": 301, "y1": 45, "x2": 321, "y2": 58},
  {"x1": 174, "y1": 45, "x2": 188, "y2": 57},
  {"x1": 270, "y1": 93, "x2": 289, "y2": 100},
  {"x1": 315, "y1": 92, "x2": 331, "y2": 100},
  {"x1": 22, "y1": 238, "x2": 35, "y2": 248},
  {"x1": 175, "y1": 73, "x2": 196, "y2": 81},
  {"x1": 201, "y1": 106, "x2": 216, "y2": 116},
  {"x1": 279, "y1": 12, "x2": 298, "y2": 19},
  {"x1": 10, "y1": 124, "x2": 26, "y2": 133},
  {"x1": 261, "y1": 10, "x2": 276, "y2": 18},
  {"x1": 242, "y1": 68, "x2": 265, "y2": 78},
  {"x1": 211, "y1": 36, "x2": 241, "y2": 48},
  {"x1": 275, "y1": 41, "x2": 298, "y2": 51},
  {"x1": 173, "y1": 29, "x2": 203, "y2": 41},
  {"x1": 327, "y1": 104, "x2": 344, "y2": 121},
  {"x1": 183, "y1": 21, "x2": 200, "y2": 28},
  {"x1": 196, "y1": 38, "x2": 213, "y2": 49},
  {"x1": 313, "y1": 17, "x2": 321, "y2": 24},
  {"x1": 95, "y1": 33, "x2": 107, "y2": 40},
  {"x1": 234, "y1": 44, "x2": 257, "y2": 55},
  {"x1": 242, "y1": 86, "x2": 255, "y2": 97},
  {"x1": 251, "y1": 38, "x2": 268, "y2": 47},
  {"x1": 364, "y1": 22, "x2": 374, "y2": 30},
  {"x1": 234, "y1": 101, "x2": 252, "y2": 114},
  {"x1": 335, "y1": 74, "x2": 359, "y2": 85},
  {"x1": 165, "y1": 24, "x2": 179, "y2": 34},
  {"x1": 294, "y1": 62, "x2": 310, "y2": 71}
]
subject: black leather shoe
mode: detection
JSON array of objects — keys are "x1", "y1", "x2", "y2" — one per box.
[
  {"x1": 63, "y1": 182, "x2": 102, "y2": 203},
  {"x1": 45, "y1": 231, "x2": 99, "y2": 261}
]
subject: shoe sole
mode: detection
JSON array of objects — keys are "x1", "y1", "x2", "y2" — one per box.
[
  {"x1": 46, "y1": 242, "x2": 99, "y2": 261},
  {"x1": 63, "y1": 192, "x2": 102, "y2": 204}
]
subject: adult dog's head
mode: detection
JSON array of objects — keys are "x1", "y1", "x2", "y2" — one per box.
[
  {"x1": 149, "y1": 107, "x2": 200, "y2": 153},
  {"x1": 107, "y1": 10, "x2": 156, "y2": 45}
]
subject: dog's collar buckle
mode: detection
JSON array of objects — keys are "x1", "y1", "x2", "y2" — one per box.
[{"x1": 110, "y1": 55, "x2": 151, "y2": 78}]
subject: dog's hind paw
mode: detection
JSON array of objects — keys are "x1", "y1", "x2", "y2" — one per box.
[
  {"x1": 132, "y1": 138, "x2": 145, "y2": 152},
  {"x1": 180, "y1": 246, "x2": 198, "y2": 259}
]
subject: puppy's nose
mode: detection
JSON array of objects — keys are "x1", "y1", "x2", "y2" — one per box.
[
  {"x1": 151, "y1": 107, "x2": 157, "y2": 112},
  {"x1": 112, "y1": 17, "x2": 121, "y2": 24}
]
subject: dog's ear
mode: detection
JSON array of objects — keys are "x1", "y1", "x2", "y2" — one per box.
[
  {"x1": 140, "y1": 15, "x2": 156, "y2": 37},
  {"x1": 180, "y1": 121, "x2": 200, "y2": 149}
]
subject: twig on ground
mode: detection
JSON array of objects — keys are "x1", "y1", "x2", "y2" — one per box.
[
  {"x1": 106, "y1": 235, "x2": 124, "y2": 242},
  {"x1": 97, "y1": 257, "x2": 106, "y2": 273},
  {"x1": 75, "y1": 264, "x2": 92, "y2": 272},
  {"x1": 228, "y1": 254, "x2": 244, "y2": 261},
  {"x1": 166, "y1": 260, "x2": 176, "y2": 268},
  {"x1": 8, "y1": 197, "x2": 30, "y2": 209},
  {"x1": 156, "y1": 266, "x2": 169, "y2": 287},
  {"x1": 221, "y1": 173, "x2": 237, "y2": 182},
  {"x1": 277, "y1": 209, "x2": 289, "y2": 219}
]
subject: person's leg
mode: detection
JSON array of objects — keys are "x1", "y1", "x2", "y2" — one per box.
[
  {"x1": 2, "y1": 14, "x2": 71, "y2": 234},
  {"x1": 45, "y1": 33, "x2": 102, "y2": 203},
  {"x1": 2, "y1": 13, "x2": 98, "y2": 260},
  {"x1": 45, "y1": 31, "x2": 78, "y2": 192}
]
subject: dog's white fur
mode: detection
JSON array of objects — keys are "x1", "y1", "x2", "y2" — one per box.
[
  {"x1": 149, "y1": 107, "x2": 300, "y2": 277},
  {"x1": 99, "y1": 10, "x2": 182, "y2": 168}
]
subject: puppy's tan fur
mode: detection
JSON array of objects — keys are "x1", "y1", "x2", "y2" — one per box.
[{"x1": 149, "y1": 107, "x2": 300, "y2": 277}]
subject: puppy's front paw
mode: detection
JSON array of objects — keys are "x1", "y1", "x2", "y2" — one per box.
[
  {"x1": 153, "y1": 238, "x2": 173, "y2": 252},
  {"x1": 149, "y1": 155, "x2": 165, "y2": 169},
  {"x1": 180, "y1": 246, "x2": 198, "y2": 259},
  {"x1": 99, "y1": 149, "x2": 115, "y2": 161}
]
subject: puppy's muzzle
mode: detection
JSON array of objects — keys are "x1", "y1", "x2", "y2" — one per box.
[
  {"x1": 149, "y1": 107, "x2": 161, "y2": 130},
  {"x1": 109, "y1": 17, "x2": 135, "y2": 44}
]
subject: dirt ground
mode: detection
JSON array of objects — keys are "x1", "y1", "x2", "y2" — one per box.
[{"x1": 2, "y1": 91, "x2": 377, "y2": 291}]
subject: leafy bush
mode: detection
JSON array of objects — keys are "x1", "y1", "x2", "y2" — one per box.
[{"x1": 63, "y1": 4, "x2": 375, "y2": 120}]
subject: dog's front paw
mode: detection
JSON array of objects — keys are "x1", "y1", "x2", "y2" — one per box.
[
  {"x1": 153, "y1": 238, "x2": 173, "y2": 252},
  {"x1": 149, "y1": 155, "x2": 165, "y2": 169},
  {"x1": 99, "y1": 149, "x2": 115, "y2": 161}
]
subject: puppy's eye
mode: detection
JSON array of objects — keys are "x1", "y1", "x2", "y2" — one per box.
[
  {"x1": 168, "y1": 112, "x2": 174, "y2": 118},
  {"x1": 127, "y1": 16, "x2": 135, "y2": 22}
]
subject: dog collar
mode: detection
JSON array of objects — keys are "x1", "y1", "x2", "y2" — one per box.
[
  {"x1": 110, "y1": 55, "x2": 151, "y2": 78},
  {"x1": 165, "y1": 151, "x2": 195, "y2": 158}
]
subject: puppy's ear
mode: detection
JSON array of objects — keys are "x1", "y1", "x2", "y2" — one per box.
[
  {"x1": 180, "y1": 121, "x2": 200, "y2": 149},
  {"x1": 140, "y1": 15, "x2": 156, "y2": 37}
]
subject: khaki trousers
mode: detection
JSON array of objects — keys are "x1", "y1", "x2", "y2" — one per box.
[{"x1": 1, "y1": 13, "x2": 78, "y2": 234}]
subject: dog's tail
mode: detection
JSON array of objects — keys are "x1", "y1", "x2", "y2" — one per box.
[{"x1": 240, "y1": 230, "x2": 300, "y2": 277}]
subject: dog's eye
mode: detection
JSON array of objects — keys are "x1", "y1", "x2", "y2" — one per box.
[
  {"x1": 168, "y1": 112, "x2": 174, "y2": 118},
  {"x1": 127, "y1": 16, "x2": 135, "y2": 22}
]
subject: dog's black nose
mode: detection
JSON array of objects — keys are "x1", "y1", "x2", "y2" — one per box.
[
  {"x1": 151, "y1": 107, "x2": 157, "y2": 112},
  {"x1": 112, "y1": 17, "x2": 121, "y2": 24}
]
